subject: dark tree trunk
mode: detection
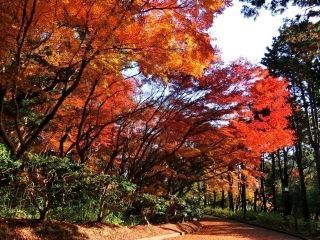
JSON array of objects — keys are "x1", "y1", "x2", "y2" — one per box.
[
  {"x1": 228, "y1": 169, "x2": 234, "y2": 212},
  {"x1": 97, "y1": 213, "x2": 103, "y2": 222},
  {"x1": 228, "y1": 190, "x2": 234, "y2": 212},
  {"x1": 278, "y1": 149, "x2": 292, "y2": 216},
  {"x1": 221, "y1": 189, "x2": 225, "y2": 209},
  {"x1": 296, "y1": 81, "x2": 320, "y2": 219},
  {"x1": 253, "y1": 189, "x2": 258, "y2": 212},
  {"x1": 241, "y1": 164, "x2": 247, "y2": 216},
  {"x1": 212, "y1": 191, "x2": 217, "y2": 209},
  {"x1": 313, "y1": 148, "x2": 320, "y2": 218},
  {"x1": 203, "y1": 181, "x2": 208, "y2": 206},
  {"x1": 295, "y1": 143, "x2": 310, "y2": 222},
  {"x1": 271, "y1": 154, "x2": 278, "y2": 212},
  {"x1": 241, "y1": 181, "x2": 246, "y2": 215},
  {"x1": 39, "y1": 207, "x2": 49, "y2": 221},
  {"x1": 260, "y1": 156, "x2": 267, "y2": 212}
]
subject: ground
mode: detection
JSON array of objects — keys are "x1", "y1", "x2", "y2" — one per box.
[
  {"x1": 170, "y1": 218, "x2": 301, "y2": 240},
  {"x1": 0, "y1": 217, "x2": 307, "y2": 240},
  {"x1": 0, "y1": 219, "x2": 200, "y2": 240}
]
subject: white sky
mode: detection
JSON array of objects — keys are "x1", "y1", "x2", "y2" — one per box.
[{"x1": 210, "y1": 2, "x2": 304, "y2": 64}]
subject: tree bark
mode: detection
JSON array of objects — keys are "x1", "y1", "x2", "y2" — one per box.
[
  {"x1": 295, "y1": 143, "x2": 310, "y2": 221},
  {"x1": 260, "y1": 156, "x2": 267, "y2": 212},
  {"x1": 221, "y1": 189, "x2": 225, "y2": 209},
  {"x1": 228, "y1": 190, "x2": 234, "y2": 212},
  {"x1": 278, "y1": 149, "x2": 292, "y2": 216},
  {"x1": 39, "y1": 209, "x2": 48, "y2": 221},
  {"x1": 271, "y1": 153, "x2": 278, "y2": 212},
  {"x1": 253, "y1": 189, "x2": 258, "y2": 212},
  {"x1": 212, "y1": 191, "x2": 217, "y2": 209},
  {"x1": 228, "y1": 171, "x2": 234, "y2": 212},
  {"x1": 241, "y1": 164, "x2": 247, "y2": 216}
]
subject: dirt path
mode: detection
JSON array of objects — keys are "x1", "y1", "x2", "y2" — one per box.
[{"x1": 169, "y1": 217, "x2": 301, "y2": 240}]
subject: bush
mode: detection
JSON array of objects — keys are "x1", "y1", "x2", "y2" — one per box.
[
  {"x1": 0, "y1": 144, "x2": 21, "y2": 184},
  {"x1": 126, "y1": 194, "x2": 205, "y2": 224},
  {"x1": 0, "y1": 144, "x2": 27, "y2": 219},
  {"x1": 0, "y1": 144, "x2": 210, "y2": 225},
  {"x1": 85, "y1": 174, "x2": 136, "y2": 223},
  {"x1": 23, "y1": 155, "x2": 84, "y2": 220},
  {"x1": 134, "y1": 194, "x2": 169, "y2": 224},
  {"x1": 181, "y1": 197, "x2": 203, "y2": 220}
]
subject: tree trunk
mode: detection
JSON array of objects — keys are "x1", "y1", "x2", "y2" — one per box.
[
  {"x1": 221, "y1": 189, "x2": 225, "y2": 209},
  {"x1": 97, "y1": 186, "x2": 107, "y2": 222},
  {"x1": 241, "y1": 164, "x2": 246, "y2": 216},
  {"x1": 241, "y1": 181, "x2": 246, "y2": 215},
  {"x1": 278, "y1": 149, "x2": 292, "y2": 216},
  {"x1": 295, "y1": 143, "x2": 310, "y2": 222},
  {"x1": 203, "y1": 180, "x2": 208, "y2": 206},
  {"x1": 228, "y1": 190, "x2": 234, "y2": 212},
  {"x1": 253, "y1": 189, "x2": 258, "y2": 212},
  {"x1": 313, "y1": 147, "x2": 320, "y2": 219},
  {"x1": 228, "y1": 170, "x2": 234, "y2": 212},
  {"x1": 271, "y1": 154, "x2": 278, "y2": 212},
  {"x1": 97, "y1": 211, "x2": 104, "y2": 222},
  {"x1": 296, "y1": 81, "x2": 320, "y2": 220},
  {"x1": 39, "y1": 206, "x2": 49, "y2": 221},
  {"x1": 212, "y1": 191, "x2": 217, "y2": 209},
  {"x1": 260, "y1": 156, "x2": 267, "y2": 212}
]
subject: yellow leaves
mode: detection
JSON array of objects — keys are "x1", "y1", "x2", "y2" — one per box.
[
  {"x1": 92, "y1": 52, "x2": 124, "y2": 74},
  {"x1": 203, "y1": 0, "x2": 225, "y2": 11},
  {"x1": 241, "y1": 169, "x2": 249, "y2": 177},
  {"x1": 177, "y1": 33, "x2": 215, "y2": 77},
  {"x1": 38, "y1": 27, "x2": 81, "y2": 67},
  {"x1": 134, "y1": 22, "x2": 215, "y2": 79}
]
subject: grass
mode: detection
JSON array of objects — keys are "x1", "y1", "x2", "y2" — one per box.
[{"x1": 205, "y1": 207, "x2": 320, "y2": 239}]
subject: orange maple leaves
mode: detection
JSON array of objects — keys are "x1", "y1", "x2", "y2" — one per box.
[{"x1": 234, "y1": 73, "x2": 294, "y2": 154}]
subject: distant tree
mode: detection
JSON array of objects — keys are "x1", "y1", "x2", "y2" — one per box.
[
  {"x1": 262, "y1": 20, "x2": 320, "y2": 221},
  {"x1": 239, "y1": 0, "x2": 320, "y2": 18}
]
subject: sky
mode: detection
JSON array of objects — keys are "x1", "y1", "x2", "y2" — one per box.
[{"x1": 210, "y1": 2, "x2": 304, "y2": 64}]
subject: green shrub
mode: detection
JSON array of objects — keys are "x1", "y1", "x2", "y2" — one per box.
[
  {"x1": 136, "y1": 194, "x2": 169, "y2": 224},
  {"x1": 104, "y1": 212, "x2": 125, "y2": 225},
  {"x1": 182, "y1": 197, "x2": 203, "y2": 219},
  {"x1": 85, "y1": 174, "x2": 136, "y2": 222},
  {"x1": 0, "y1": 144, "x2": 21, "y2": 184},
  {"x1": 23, "y1": 155, "x2": 84, "y2": 220}
]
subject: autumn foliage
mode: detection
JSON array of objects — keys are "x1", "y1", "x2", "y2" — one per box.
[{"x1": 0, "y1": 0, "x2": 295, "y2": 223}]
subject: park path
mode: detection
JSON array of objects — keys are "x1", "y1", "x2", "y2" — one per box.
[{"x1": 168, "y1": 217, "x2": 301, "y2": 240}]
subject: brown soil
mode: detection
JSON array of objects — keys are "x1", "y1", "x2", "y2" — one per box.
[{"x1": 0, "y1": 219, "x2": 200, "y2": 240}]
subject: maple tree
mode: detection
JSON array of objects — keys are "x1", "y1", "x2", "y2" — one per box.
[
  {"x1": 197, "y1": 68, "x2": 294, "y2": 215},
  {"x1": 233, "y1": 73, "x2": 294, "y2": 154},
  {"x1": 239, "y1": 0, "x2": 319, "y2": 18},
  {"x1": 96, "y1": 62, "x2": 294, "y2": 202},
  {"x1": 0, "y1": 0, "x2": 229, "y2": 158}
]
